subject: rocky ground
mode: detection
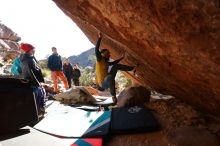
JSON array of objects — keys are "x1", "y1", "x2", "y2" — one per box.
[{"x1": 105, "y1": 96, "x2": 220, "y2": 146}]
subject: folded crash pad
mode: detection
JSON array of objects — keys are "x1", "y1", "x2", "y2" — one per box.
[
  {"x1": 70, "y1": 105, "x2": 100, "y2": 111},
  {"x1": 92, "y1": 96, "x2": 115, "y2": 106},
  {"x1": 34, "y1": 101, "x2": 111, "y2": 138},
  {"x1": 0, "y1": 78, "x2": 38, "y2": 134},
  {"x1": 110, "y1": 106, "x2": 159, "y2": 133},
  {"x1": 71, "y1": 138, "x2": 102, "y2": 146},
  {"x1": 68, "y1": 95, "x2": 115, "y2": 110}
]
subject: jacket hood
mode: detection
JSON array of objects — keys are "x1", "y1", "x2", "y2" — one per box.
[{"x1": 19, "y1": 53, "x2": 32, "y2": 62}]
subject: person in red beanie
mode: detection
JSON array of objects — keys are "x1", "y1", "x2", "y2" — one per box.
[
  {"x1": 20, "y1": 43, "x2": 34, "y2": 53},
  {"x1": 19, "y1": 43, "x2": 44, "y2": 85},
  {"x1": 19, "y1": 43, "x2": 45, "y2": 113}
]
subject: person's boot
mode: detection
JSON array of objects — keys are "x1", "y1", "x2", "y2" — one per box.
[{"x1": 37, "y1": 107, "x2": 45, "y2": 119}]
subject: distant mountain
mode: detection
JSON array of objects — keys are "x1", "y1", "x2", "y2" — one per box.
[{"x1": 68, "y1": 48, "x2": 95, "y2": 68}]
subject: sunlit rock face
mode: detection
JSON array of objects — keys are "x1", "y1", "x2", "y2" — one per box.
[
  {"x1": 54, "y1": 0, "x2": 220, "y2": 115},
  {"x1": 0, "y1": 23, "x2": 21, "y2": 61}
]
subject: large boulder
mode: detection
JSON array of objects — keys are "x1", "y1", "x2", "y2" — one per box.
[
  {"x1": 117, "y1": 86, "x2": 150, "y2": 107},
  {"x1": 53, "y1": 0, "x2": 220, "y2": 115},
  {"x1": 54, "y1": 86, "x2": 96, "y2": 104},
  {"x1": 0, "y1": 23, "x2": 21, "y2": 61}
]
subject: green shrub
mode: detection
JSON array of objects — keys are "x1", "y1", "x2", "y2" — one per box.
[
  {"x1": 115, "y1": 71, "x2": 132, "y2": 92},
  {"x1": 80, "y1": 67, "x2": 95, "y2": 86},
  {"x1": 41, "y1": 69, "x2": 50, "y2": 78}
]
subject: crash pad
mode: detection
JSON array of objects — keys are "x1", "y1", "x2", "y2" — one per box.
[
  {"x1": 34, "y1": 101, "x2": 111, "y2": 138},
  {"x1": 0, "y1": 127, "x2": 64, "y2": 146},
  {"x1": 71, "y1": 138, "x2": 102, "y2": 146},
  {"x1": 0, "y1": 78, "x2": 38, "y2": 134},
  {"x1": 92, "y1": 96, "x2": 115, "y2": 106},
  {"x1": 0, "y1": 126, "x2": 103, "y2": 146},
  {"x1": 70, "y1": 105, "x2": 100, "y2": 111},
  {"x1": 111, "y1": 106, "x2": 160, "y2": 133}
]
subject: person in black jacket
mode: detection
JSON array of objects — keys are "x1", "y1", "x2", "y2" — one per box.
[
  {"x1": 19, "y1": 43, "x2": 45, "y2": 113},
  {"x1": 19, "y1": 43, "x2": 44, "y2": 86},
  {"x1": 63, "y1": 59, "x2": 73, "y2": 88},
  {"x1": 95, "y1": 32, "x2": 138, "y2": 103},
  {"x1": 72, "y1": 64, "x2": 81, "y2": 86}
]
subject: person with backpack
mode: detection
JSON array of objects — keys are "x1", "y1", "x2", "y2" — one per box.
[{"x1": 19, "y1": 43, "x2": 46, "y2": 114}]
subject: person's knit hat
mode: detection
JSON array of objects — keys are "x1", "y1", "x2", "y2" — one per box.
[{"x1": 20, "y1": 43, "x2": 34, "y2": 53}]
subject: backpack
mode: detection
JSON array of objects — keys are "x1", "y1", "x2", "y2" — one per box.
[{"x1": 11, "y1": 57, "x2": 22, "y2": 75}]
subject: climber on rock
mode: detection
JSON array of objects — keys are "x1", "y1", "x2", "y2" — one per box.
[{"x1": 95, "y1": 32, "x2": 138, "y2": 104}]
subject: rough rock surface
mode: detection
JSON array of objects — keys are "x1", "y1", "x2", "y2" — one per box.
[
  {"x1": 0, "y1": 23, "x2": 21, "y2": 61},
  {"x1": 105, "y1": 97, "x2": 220, "y2": 146},
  {"x1": 53, "y1": 0, "x2": 220, "y2": 115},
  {"x1": 54, "y1": 86, "x2": 96, "y2": 104},
  {"x1": 117, "y1": 86, "x2": 150, "y2": 107},
  {"x1": 166, "y1": 126, "x2": 220, "y2": 146}
]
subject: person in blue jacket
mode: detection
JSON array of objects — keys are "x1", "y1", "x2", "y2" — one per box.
[{"x1": 47, "y1": 47, "x2": 68, "y2": 92}]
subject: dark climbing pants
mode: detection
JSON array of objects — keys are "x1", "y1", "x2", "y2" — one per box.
[
  {"x1": 66, "y1": 77, "x2": 72, "y2": 88},
  {"x1": 32, "y1": 86, "x2": 46, "y2": 111},
  {"x1": 73, "y1": 79, "x2": 79, "y2": 86},
  {"x1": 101, "y1": 64, "x2": 133, "y2": 96}
]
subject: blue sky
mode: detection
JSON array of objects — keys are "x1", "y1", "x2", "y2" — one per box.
[{"x1": 0, "y1": 0, "x2": 94, "y2": 59}]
